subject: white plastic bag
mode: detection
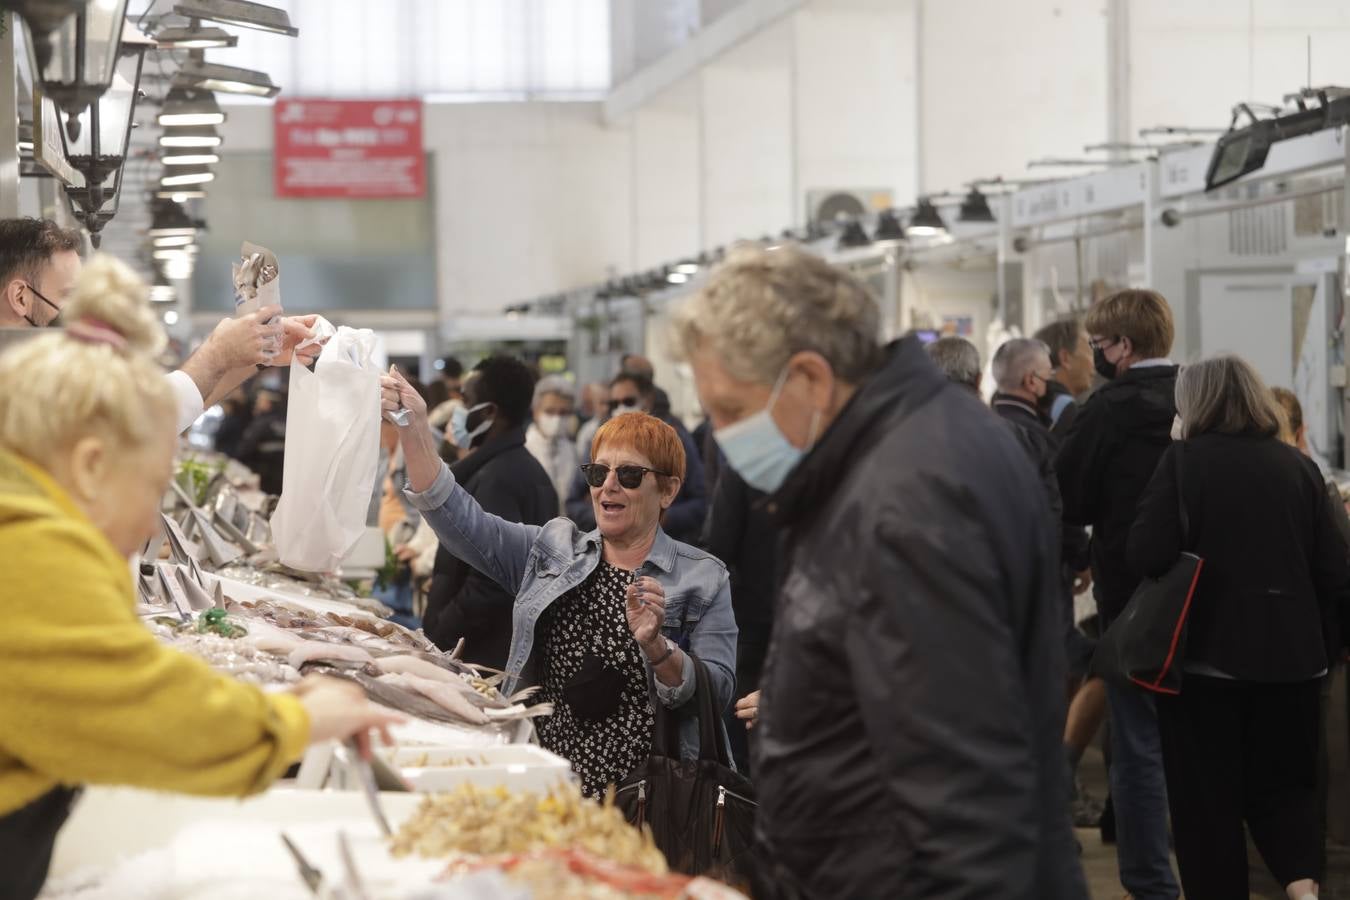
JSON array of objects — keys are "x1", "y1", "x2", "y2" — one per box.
[{"x1": 270, "y1": 317, "x2": 382, "y2": 572}]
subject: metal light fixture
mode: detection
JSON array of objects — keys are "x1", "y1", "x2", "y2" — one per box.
[
  {"x1": 152, "y1": 21, "x2": 237, "y2": 49},
  {"x1": 907, "y1": 198, "x2": 948, "y2": 237},
  {"x1": 1203, "y1": 94, "x2": 1350, "y2": 191},
  {"x1": 174, "y1": 59, "x2": 279, "y2": 98},
  {"x1": 22, "y1": 0, "x2": 136, "y2": 141},
  {"x1": 173, "y1": 0, "x2": 298, "y2": 36},
  {"x1": 1, "y1": 0, "x2": 87, "y2": 76},
  {"x1": 874, "y1": 209, "x2": 906, "y2": 242},
  {"x1": 957, "y1": 188, "x2": 996, "y2": 223},
  {"x1": 837, "y1": 218, "x2": 872, "y2": 249},
  {"x1": 159, "y1": 124, "x2": 221, "y2": 148},
  {"x1": 59, "y1": 21, "x2": 154, "y2": 247},
  {"x1": 147, "y1": 198, "x2": 199, "y2": 237},
  {"x1": 157, "y1": 86, "x2": 225, "y2": 126},
  {"x1": 162, "y1": 152, "x2": 219, "y2": 165}
]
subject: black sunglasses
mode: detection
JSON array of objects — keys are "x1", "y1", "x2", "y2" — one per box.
[
  {"x1": 607, "y1": 396, "x2": 640, "y2": 412},
  {"x1": 580, "y1": 463, "x2": 670, "y2": 489}
]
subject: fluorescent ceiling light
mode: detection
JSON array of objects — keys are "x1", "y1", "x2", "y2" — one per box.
[
  {"x1": 158, "y1": 87, "x2": 226, "y2": 126},
  {"x1": 173, "y1": 0, "x2": 299, "y2": 37},
  {"x1": 159, "y1": 125, "x2": 222, "y2": 148},
  {"x1": 153, "y1": 234, "x2": 196, "y2": 247},
  {"x1": 153, "y1": 23, "x2": 238, "y2": 49},
  {"x1": 175, "y1": 60, "x2": 280, "y2": 98},
  {"x1": 157, "y1": 189, "x2": 207, "y2": 200},
  {"x1": 674, "y1": 262, "x2": 699, "y2": 275},
  {"x1": 667, "y1": 272, "x2": 689, "y2": 285},
  {"x1": 163, "y1": 258, "x2": 194, "y2": 279},
  {"x1": 160, "y1": 166, "x2": 216, "y2": 186},
  {"x1": 150, "y1": 285, "x2": 177, "y2": 302},
  {"x1": 162, "y1": 152, "x2": 220, "y2": 165}
]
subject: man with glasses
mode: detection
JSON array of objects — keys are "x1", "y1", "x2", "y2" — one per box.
[
  {"x1": 1055, "y1": 289, "x2": 1181, "y2": 900},
  {"x1": 0, "y1": 217, "x2": 319, "y2": 436}
]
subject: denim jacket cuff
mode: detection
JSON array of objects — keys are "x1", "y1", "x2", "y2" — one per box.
[
  {"x1": 403, "y1": 464, "x2": 456, "y2": 511},
  {"x1": 653, "y1": 649, "x2": 696, "y2": 708}
]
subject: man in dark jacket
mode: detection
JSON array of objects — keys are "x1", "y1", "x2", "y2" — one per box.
[
  {"x1": 674, "y1": 246, "x2": 1086, "y2": 899},
  {"x1": 1034, "y1": 317, "x2": 1096, "y2": 436},
  {"x1": 1055, "y1": 289, "x2": 1181, "y2": 900},
  {"x1": 235, "y1": 388, "x2": 287, "y2": 495},
  {"x1": 701, "y1": 460, "x2": 777, "y2": 774},
  {"x1": 424, "y1": 357, "x2": 557, "y2": 670}
]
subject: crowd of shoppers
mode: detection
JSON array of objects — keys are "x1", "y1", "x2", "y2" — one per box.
[{"x1": 6, "y1": 212, "x2": 1350, "y2": 900}]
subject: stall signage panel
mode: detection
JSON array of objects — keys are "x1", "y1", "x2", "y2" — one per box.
[{"x1": 274, "y1": 99, "x2": 424, "y2": 198}]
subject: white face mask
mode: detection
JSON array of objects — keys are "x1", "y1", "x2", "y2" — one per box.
[{"x1": 537, "y1": 413, "x2": 566, "y2": 439}]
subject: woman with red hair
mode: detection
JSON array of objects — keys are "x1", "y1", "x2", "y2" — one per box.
[{"x1": 383, "y1": 369, "x2": 737, "y2": 797}]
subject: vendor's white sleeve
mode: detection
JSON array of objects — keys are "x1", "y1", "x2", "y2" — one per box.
[{"x1": 166, "y1": 369, "x2": 205, "y2": 435}]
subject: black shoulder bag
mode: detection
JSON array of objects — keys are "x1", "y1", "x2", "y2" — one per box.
[
  {"x1": 614, "y1": 655, "x2": 759, "y2": 887},
  {"x1": 1092, "y1": 444, "x2": 1203, "y2": 695}
]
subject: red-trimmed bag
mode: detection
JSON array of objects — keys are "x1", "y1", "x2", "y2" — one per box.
[{"x1": 1092, "y1": 445, "x2": 1203, "y2": 695}]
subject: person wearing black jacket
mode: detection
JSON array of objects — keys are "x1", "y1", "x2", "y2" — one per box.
[
  {"x1": 674, "y1": 246, "x2": 1086, "y2": 899},
  {"x1": 1034, "y1": 317, "x2": 1096, "y2": 436},
  {"x1": 424, "y1": 357, "x2": 556, "y2": 670},
  {"x1": 234, "y1": 388, "x2": 287, "y2": 496},
  {"x1": 701, "y1": 460, "x2": 776, "y2": 774},
  {"x1": 1055, "y1": 288, "x2": 1180, "y2": 900},
  {"x1": 1128, "y1": 355, "x2": 1350, "y2": 900}
]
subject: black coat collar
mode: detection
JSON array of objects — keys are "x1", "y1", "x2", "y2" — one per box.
[{"x1": 451, "y1": 425, "x2": 528, "y2": 484}]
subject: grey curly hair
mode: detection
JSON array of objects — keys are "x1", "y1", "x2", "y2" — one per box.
[{"x1": 669, "y1": 245, "x2": 884, "y2": 385}]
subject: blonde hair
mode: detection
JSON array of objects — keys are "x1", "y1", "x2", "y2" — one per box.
[
  {"x1": 669, "y1": 245, "x2": 884, "y2": 385},
  {"x1": 1175, "y1": 355, "x2": 1283, "y2": 441},
  {"x1": 1270, "y1": 386, "x2": 1302, "y2": 445},
  {"x1": 0, "y1": 254, "x2": 176, "y2": 458}
]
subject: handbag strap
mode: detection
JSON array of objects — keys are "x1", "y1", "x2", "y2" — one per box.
[{"x1": 648, "y1": 653, "x2": 732, "y2": 767}]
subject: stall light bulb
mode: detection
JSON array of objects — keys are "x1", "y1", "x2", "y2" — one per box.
[{"x1": 163, "y1": 310, "x2": 180, "y2": 325}]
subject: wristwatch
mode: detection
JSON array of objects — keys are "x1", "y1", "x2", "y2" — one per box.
[{"x1": 646, "y1": 637, "x2": 677, "y2": 666}]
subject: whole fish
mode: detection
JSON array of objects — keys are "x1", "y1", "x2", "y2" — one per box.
[{"x1": 288, "y1": 642, "x2": 374, "y2": 670}]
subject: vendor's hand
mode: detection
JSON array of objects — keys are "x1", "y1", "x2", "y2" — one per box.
[
  {"x1": 625, "y1": 576, "x2": 666, "y2": 648},
  {"x1": 272, "y1": 314, "x2": 324, "y2": 367},
  {"x1": 394, "y1": 543, "x2": 418, "y2": 563},
  {"x1": 735, "y1": 691, "x2": 761, "y2": 731},
  {"x1": 1073, "y1": 569, "x2": 1092, "y2": 596},
  {"x1": 381, "y1": 366, "x2": 428, "y2": 429},
  {"x1": 202, "y1": 305, "x2": 284, "y2": 371},
  {"x1": 293, "y1": 676, "x2": 404, "y2": 758}
]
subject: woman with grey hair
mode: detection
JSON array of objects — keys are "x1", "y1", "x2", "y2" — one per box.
[
  {"x1": 671, "y1": 245, "x2": 1086, "y2": 899},
  {"x1": 1128, "y1": 354, "x2": 1350, "y2": 900},
  {"x1": 524, "y1": 374, "x2": 578, "y2": 512}
]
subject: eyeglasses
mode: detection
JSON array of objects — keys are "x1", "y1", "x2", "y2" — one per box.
[
  {"x1": 1088, "y1": 336, "x2": 1120, "y2": 352},
  {"x1": 607, "y1": 396, "x2": 640, "y2": 413},
  {"x1": 580, "y1": 463, "x2": 670, "y2": 489}
]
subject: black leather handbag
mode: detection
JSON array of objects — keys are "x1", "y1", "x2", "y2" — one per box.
[
  {"x1": 614, "y1": 655, "x2": 758, "y2": 886},
  {"x1": 1093, "y1": 445, "x2": 1203, "y2": 695}
]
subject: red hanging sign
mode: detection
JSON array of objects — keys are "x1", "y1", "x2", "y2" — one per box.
[{"x1": 274, "y1": 99, "x2": 425, "y2": 198}]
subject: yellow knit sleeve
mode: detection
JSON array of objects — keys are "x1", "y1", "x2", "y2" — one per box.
[{"x1": 0, "y1": 519, "x2": 311, "y2": 797}]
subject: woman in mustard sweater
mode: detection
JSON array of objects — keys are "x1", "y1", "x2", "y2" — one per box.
[{"x1": 0, "y1": 255, "x2": 400, "y2": 900}]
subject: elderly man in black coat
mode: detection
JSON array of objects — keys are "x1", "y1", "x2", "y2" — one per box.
[{"x1": 674, "y1": 247, "x2": 1087, "y2": 900}]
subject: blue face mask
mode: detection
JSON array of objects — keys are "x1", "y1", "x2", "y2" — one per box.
[
  {"x1": 714, "y1": 367, "x2": 821, "y2": 495},
  {"x1": 451, "y1": 402, "x2": 493, "y2": 449}
]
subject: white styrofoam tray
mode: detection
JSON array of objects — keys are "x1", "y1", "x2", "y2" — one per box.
[
  {"x1": 43, "y1": 787, "x2": 438, "y2": 899},
  {"x1": 384, "y1": 744, "x2": 575, "y2": 793}
]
